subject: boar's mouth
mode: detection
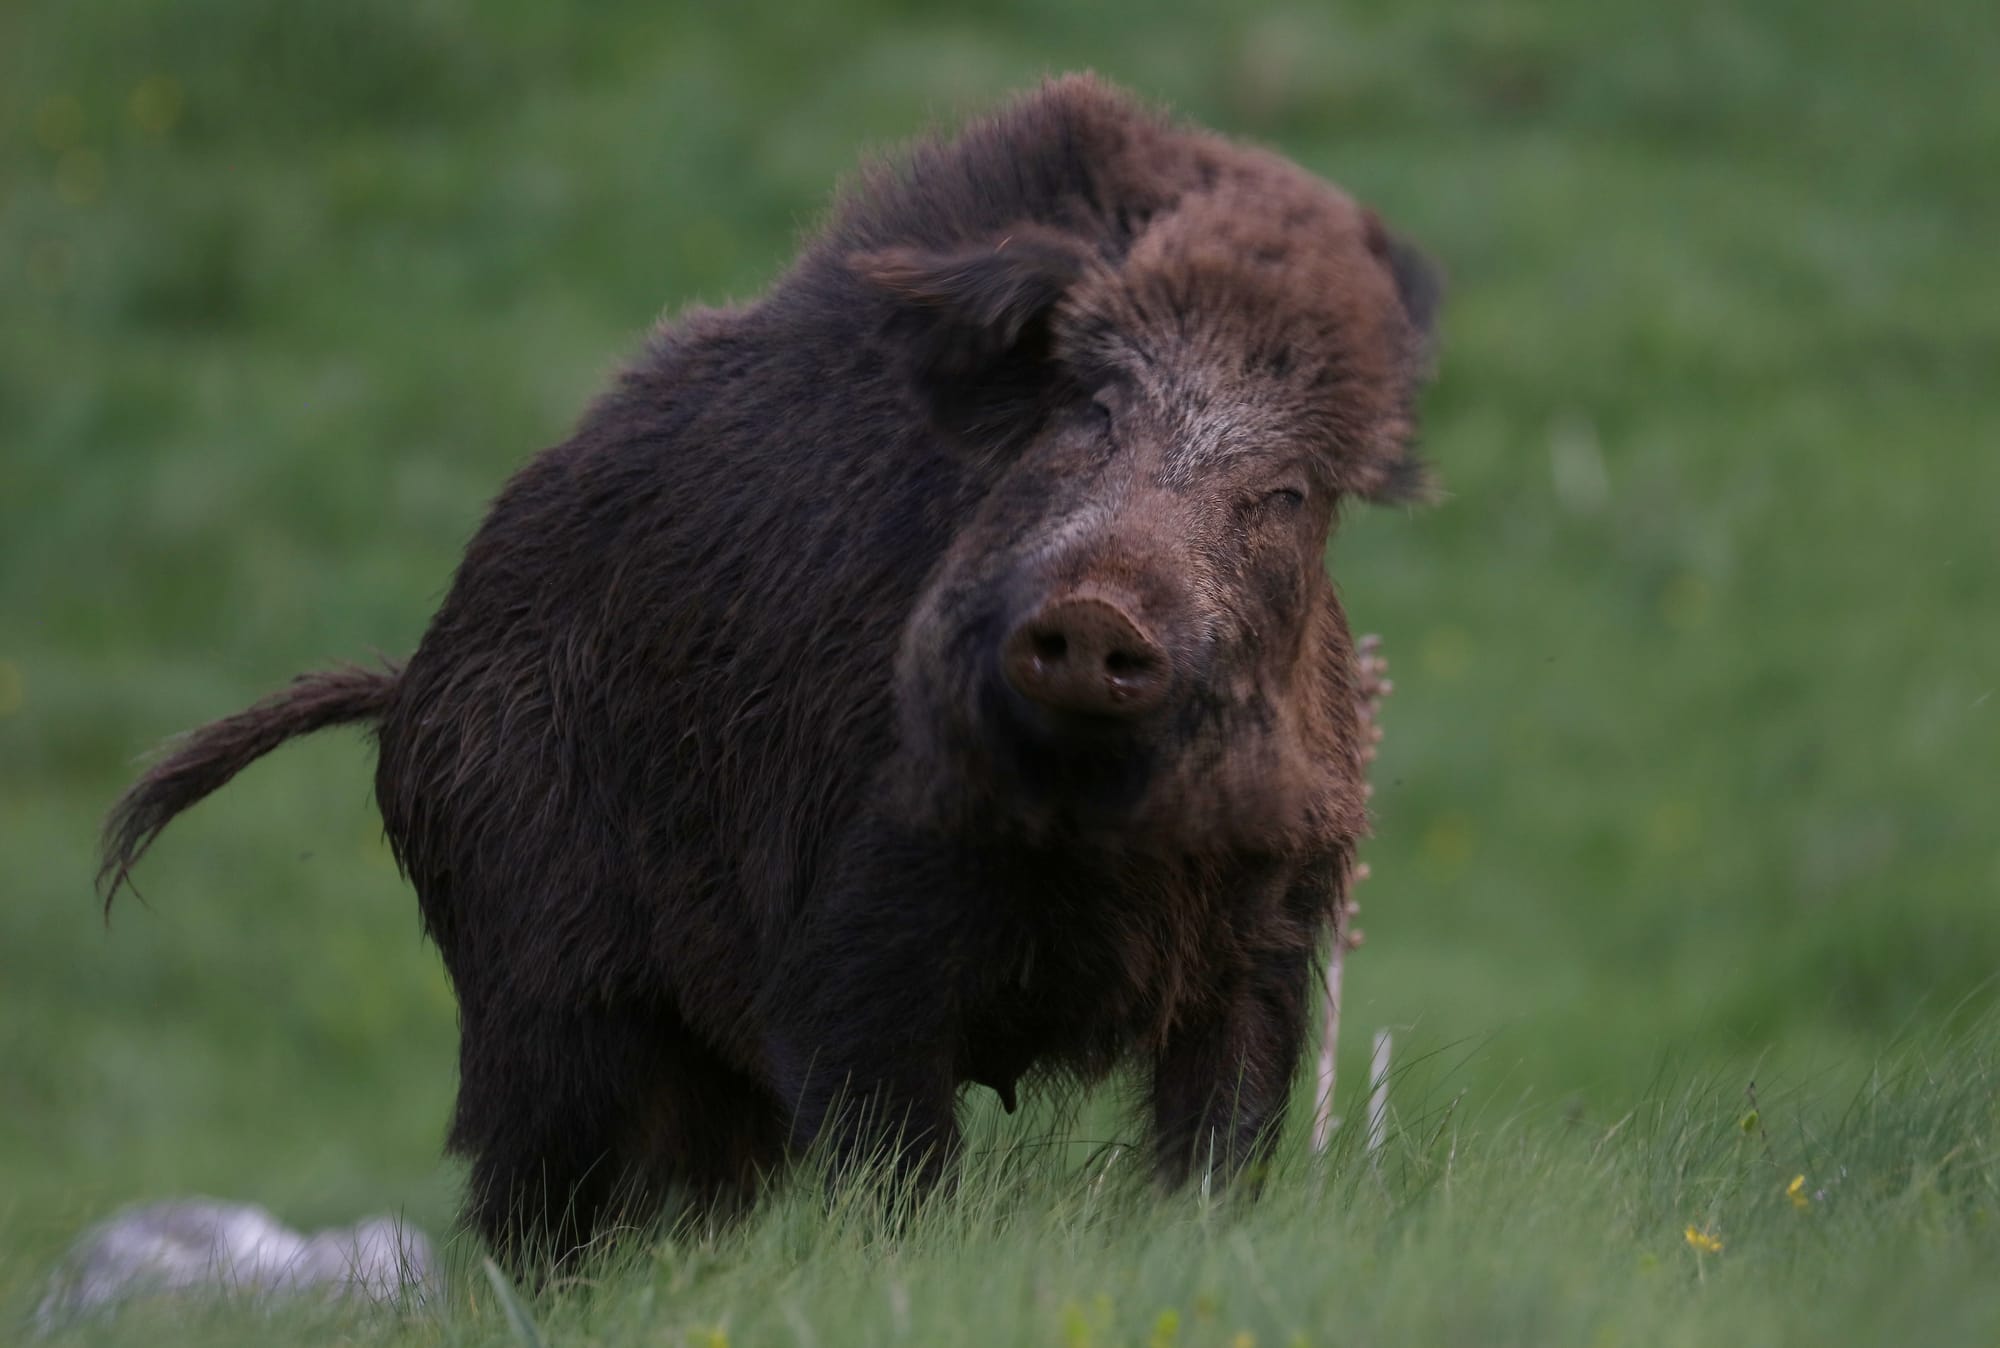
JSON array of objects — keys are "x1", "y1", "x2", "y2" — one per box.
[
  {"x1": 900, "y1": 595, "x2": 1237, "y2": 835},
  {"x1": 975, "y1": 666, "x2": 1162, "y2": 816}
]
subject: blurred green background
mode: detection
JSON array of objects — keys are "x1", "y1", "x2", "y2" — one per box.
[{"x1": 3, "y1": 0, "x2": 1995, "y2": 1288}]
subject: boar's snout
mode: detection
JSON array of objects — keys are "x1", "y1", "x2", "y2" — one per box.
[{"x1": 1001, "y1": 590, "x2": 1170, "y2": 720}]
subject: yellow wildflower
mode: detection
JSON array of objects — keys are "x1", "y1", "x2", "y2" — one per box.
[
  {"x1": 1683, "y1": 1225, "x2": 1724, "y2": 1254},
  {"x1": 129, "y1": 76, "x2": 185, "y2": 137},
  {"x1": 1061, "y1": 1296, "x2": 1111, "y2": 1348},
  {"x1": 1787, "y1": 1175, "x2": 1810, "y2": 1210},
  {"x1": 1061, "y1": 1301, "x2": 1093, "y2": 1348},
  {"x1": 35, "y1": 95, "x2": 84, "y2": 152}
]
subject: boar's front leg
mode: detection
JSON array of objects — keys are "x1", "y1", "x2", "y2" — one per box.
[
  {"x1": 764, "y1": 821, "x2": 968, "y2": 1193},
  {"x1": 1150, "y1": 937, "x2": 1316, "y2": 1190}
]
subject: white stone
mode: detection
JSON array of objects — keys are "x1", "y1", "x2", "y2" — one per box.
[{"x1": 35, "y1": 1199, "x2": 439, "y2": 1334}]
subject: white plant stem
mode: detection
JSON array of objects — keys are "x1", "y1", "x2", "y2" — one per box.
[
  {"x1": 1366, "y1": 1029, "x2": 1393, "y2": 1162},
  {"x1": 1310, "y1": 918, "x2": 1348, "y2": 1153}
]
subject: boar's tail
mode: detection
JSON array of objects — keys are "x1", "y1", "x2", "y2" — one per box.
[{"x1": 98, "y1": 662, "x2": 401, "y2": 913}]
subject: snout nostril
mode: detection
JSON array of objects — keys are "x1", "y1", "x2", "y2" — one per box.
[
  {"x1": 1002, "y1": 591, "x2": 1170, "y2": 718},
  {"x1": 1104, "y1": 648, "x2": 1155, "y2": 678}
]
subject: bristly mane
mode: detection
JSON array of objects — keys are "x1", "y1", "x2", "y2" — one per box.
[
  {"x1": 814, "y1": 74, "x2": 1185, "y2": 264},
  {"x1": 799, "y1": 74, "x2": 1436, "y2": 505}
]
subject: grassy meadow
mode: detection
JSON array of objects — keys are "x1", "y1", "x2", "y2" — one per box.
[{"x1": 2, "y1": 0, "x2": 1996, "y2": 1342}]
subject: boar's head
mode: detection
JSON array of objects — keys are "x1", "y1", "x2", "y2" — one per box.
[{"x1": 854, "y1": 83, "x2": 1440, "y2": 859}]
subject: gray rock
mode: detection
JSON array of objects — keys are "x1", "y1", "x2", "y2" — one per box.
[{"x1": 35, "y1": 1199, "x2": 439, "y2": 1333}]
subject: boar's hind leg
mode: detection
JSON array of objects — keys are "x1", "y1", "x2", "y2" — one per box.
[
  {"x1": 626, "y1": 1026, "x2": 788, "y2": 1222},
  {"x1": 454, "y1": 999, "x2": 676, "y2": 1274},
  {"x1": 1150, "y1": 942, "x2": 1315, "y2": 1191}
]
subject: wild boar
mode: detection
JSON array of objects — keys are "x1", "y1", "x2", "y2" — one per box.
[{"x1": 101, "y1": 74, "x2": 1441, "y2": 1268}]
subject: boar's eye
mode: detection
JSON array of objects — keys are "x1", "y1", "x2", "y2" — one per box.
[{"x1": 1236, "y1": 482, "x2": 1309, "y2": 527}]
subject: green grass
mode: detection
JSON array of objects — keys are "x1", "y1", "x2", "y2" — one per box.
[
  {"x1": 3, "y1": 0, "x2": 1996, "y2": 1341},
  {"x1": 17, "y1": 1019, "x2": 2000, "y2": 1345}
]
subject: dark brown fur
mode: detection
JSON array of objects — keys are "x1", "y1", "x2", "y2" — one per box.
[{"x1": 100, "y1": 75, "x2": 1440, "y2": 1269}]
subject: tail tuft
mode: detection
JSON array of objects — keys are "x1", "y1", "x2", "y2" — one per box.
[{"x1": 99, "y1": 663, "x2": 400, "y2": 914}]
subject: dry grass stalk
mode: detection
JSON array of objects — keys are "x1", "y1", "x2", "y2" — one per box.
[{"x1": 1311, "y1": 635, "x2": 1389, "y2": 1153}]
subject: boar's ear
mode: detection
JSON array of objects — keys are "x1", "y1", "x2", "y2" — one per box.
[
  {"x1": 1362, "y1": 209, "x2": 1444, "y2": 358},
  {"x1": 1357, "y1": 210, "x2": 1446, "y2": 505},
  {"x1": 852, "y1": 226, "x2": 1092, "y2": 444},
  {"x1": 1382, "y1": 231, "x2": 1443, "y2": 353}
]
